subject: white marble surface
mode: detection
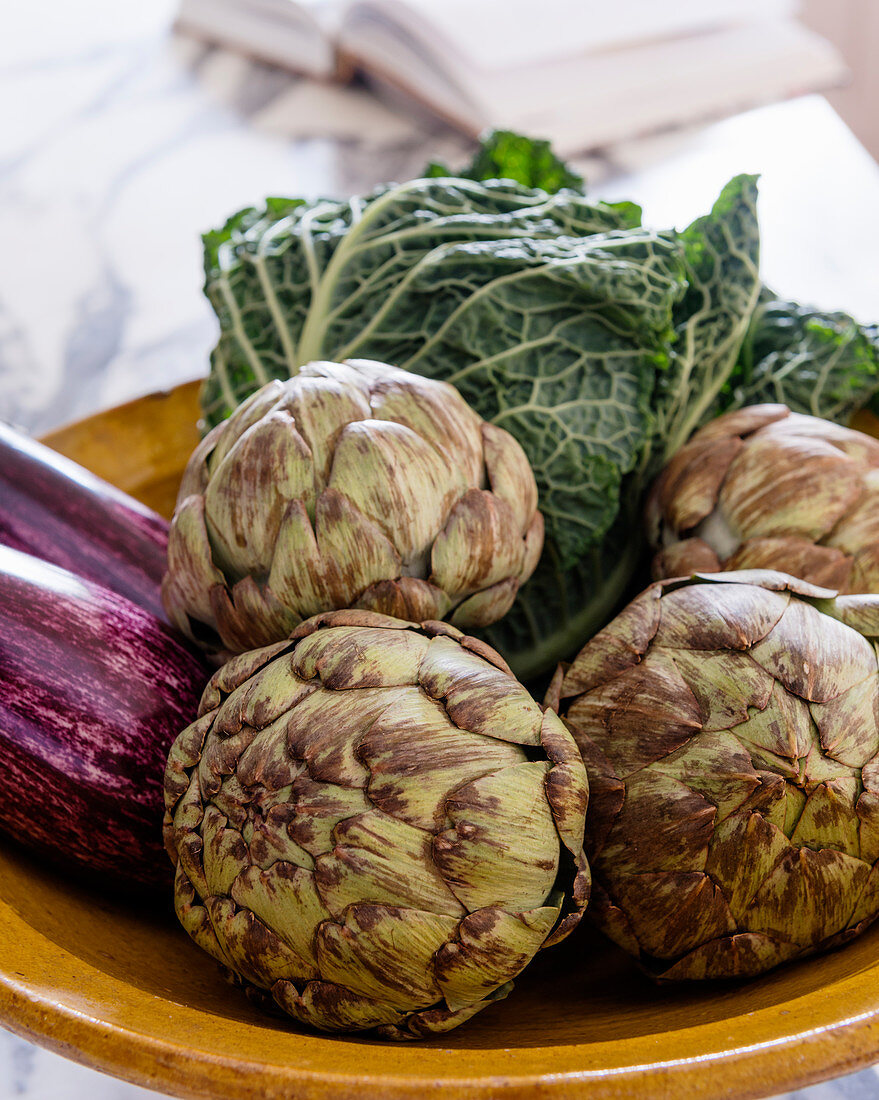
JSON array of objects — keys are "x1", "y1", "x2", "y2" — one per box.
[{"x1": 3, "y1": 3, "x2": 879, "y2": 1098}]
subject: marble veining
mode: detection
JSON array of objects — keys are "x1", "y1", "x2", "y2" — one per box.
[
  {"x1": 3, "y1": 2, "x2": 879, "y2": 1098},
  {"x1": 0, "y1": 1031, "x2": 154, "y2": 1099}
]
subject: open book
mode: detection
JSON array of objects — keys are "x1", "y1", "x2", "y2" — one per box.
[{"x1": 175, "y1": 0, "x2": 846, "y2": 155}]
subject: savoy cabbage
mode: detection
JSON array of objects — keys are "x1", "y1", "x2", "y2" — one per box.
[{"x1": 199, "y1": 138, "x2": 879, "y2": 679}]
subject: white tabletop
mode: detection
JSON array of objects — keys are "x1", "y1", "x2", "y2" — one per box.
[{"x1": 2, "y1": 2, "x2": 879, "y2": 1097}]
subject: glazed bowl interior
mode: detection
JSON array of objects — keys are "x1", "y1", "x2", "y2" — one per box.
[{"x1": 1, "y1": 382, "x2": 875, "y2": 1100}]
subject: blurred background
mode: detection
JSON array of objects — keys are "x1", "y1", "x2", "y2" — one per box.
[
  {"x1": 2, "y1": 0, "x2": 878, "y2": 439},
  {"x1": 2, "y1": 1, "x2": 879, "y2": 1097},
  {"x1": 801, "y1": 0, "x2": 879, "y2": 157}
]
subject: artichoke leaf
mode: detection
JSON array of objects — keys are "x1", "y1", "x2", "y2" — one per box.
[
  {"x1": 207, "y1": 895, "x2": 312, "y2": 989},
  {"x1": 174, "y1": 863, "x2": 235, "y2": 970},
  {"x1": 419, "y1": 635, "x2": 544, "y2": 746},
  {"x1": 281, "y1": 687, "x2": 398, "y2": 787},
  {"x1": 666, "y1": 648, "x2": 774, "y2": 732},
  {"x1": 652, "y1": 731, "x2": 761, "y2": 824},
  {"x1": 449, "y1": 577, "x2": 520, "y2": 630},
  {"x1": 274, "y1": 978, "x2": 404, "y2": 1032},
  {"x1": 292, "y1": 625, "x2": 429, "y2": 689},
  {"x1": 268, "y1": 493, "x2": 402, "y2": 621},
  {"x1": 705, "y1": 811, "x2": 792, "y2": 921},
  {"x1": 789, "y1": 779, "x2": 861, "y2": 858},
  {"x1": 598, "y1": 770, "x2": 715, "y2": 875},
  {"x1": 651, "y1": 582, "x2": 789, "y2": 652},
  {"x1": 566, "y1": 649, "x2": 702, "y2": 777},
  {"x1": 608, "y1": 870, "x2": 736, "y2": 961},
  {"x1": 434, "y1": 761, "x2": 559, "y2": 913},
  {"x1": 285, "y1": 775, "x2": 373, "y2": 857},
  {"x1": 656, "y1": 932, "x2": 800, "y2": 981},
  {"x1": 203, "y1": 411, "x2": 314, "y2": 580},
  {"x1": 229, "y1": 863, "x2": 327, "y2": 968},
  {"x1": 315, "y1": 905, "x2": 455, "y2": 1010},
  {"x1": 316, "y1": 809, "x2": 465, "y2": 918},
  {"x1": 809, "y1": 670, "x2": 879, "y2": 769},
  {"x1": 358, "y1": 689, "x2": 525, "y2": 830},
  {"x1": 435, "y1": 904, "x2": 559, "y2": 1010},
  {"x1": 749, "y1": 598, "x2": 877, "y2": 703},
  {"x1": 201, "y1": 805, "x2": 249, "y2": 899},
  {"x1": 745, "y1": 844, "x2": 871, "y2": 948}
]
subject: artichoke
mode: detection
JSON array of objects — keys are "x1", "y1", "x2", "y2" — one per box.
[
  {"x1": 163, "y1": 610, "x2": 590, "y2": 1037},
  {"x1": 551, "y1": 570, "x2": 879, "y2": 980},
  {"x1": 162, "y1": 359, "x2": 543, "y2": 654},
  {"x1": 647, "y1": 404, "x2": 879, "y2": 591}
]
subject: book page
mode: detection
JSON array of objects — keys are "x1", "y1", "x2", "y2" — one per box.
[
  {"x1": 257, "y1": 0, "x2": 344, "y2": 34},
  {"x1": 366, "y1": 0, "x2": 798, "y2": 72},
  {"x1": 177, "y1": 0, "x2": 343, "y2": 75},
  {"x1": 465, "y1": 20, "x2": 844, "y2": 155}
]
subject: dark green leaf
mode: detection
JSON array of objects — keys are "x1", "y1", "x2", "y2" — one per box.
[
  {"x1": 480, "y1": 493, "x2": 646, "y2": 683},
  {"x1": 725, "y1": 292, "x2": 879, "y2": 423},
  {"x1": 199, "y1": 177, "x2": 678, "y2": 567},
  {"x1": 200, "y1": 155, "x2": 853, "y2": 679},
  {"x1": 655, "y1": 174, "x2": 762, "y2": 463},
  {"x1": 424, "y1": 129, "x2": 586, "y2": 194}
]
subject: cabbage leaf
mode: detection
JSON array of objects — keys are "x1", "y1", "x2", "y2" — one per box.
[
  {"x1": 201, "y1": 178, "x2": 678, "y2": 569},
  {"x1": 656, "y1": 174, "x2": 762, "y2": 463},
  {"x1": 484, "y1": 175, "x2": 762, "y2": 676},
  {"x1": 197, "y1": 161, "x2": 808, "y2": 679},
  {"x1": 723, "y1": 291, "x2": 879, "y2": 423},
  {"x1": 424, "y1": 129, "x2": 585, "y2": 193}
]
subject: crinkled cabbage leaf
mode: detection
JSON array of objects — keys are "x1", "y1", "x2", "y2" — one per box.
[
  {"x1": 201, "y1": 178, "x2": 677, "y2": 571},
  {"x1": 198, "y1": 139, "x2": 876, "y2": 679},
  {"x1": 424, "y1": 129, "x2": 585, "y2": 193},
  {"x1": 723, "y1": 291, "x2": 879, "y2": 423}
]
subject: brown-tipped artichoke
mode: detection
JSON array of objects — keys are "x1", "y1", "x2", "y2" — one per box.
[
  {"x1": 163, "y1": 610, "x2": 589, "y2": 1037},
  {"x1": 647, "y1": 404, "x2": 879, "y2": 590},
  {"x1": 162, "y1": 359, "x2": 543, "y2": 654},
  {"x1": 552, "y1": 570, "x2": 879, "y2": 981}
]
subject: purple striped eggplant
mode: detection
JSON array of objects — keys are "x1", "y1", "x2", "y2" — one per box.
[
  {"x1": 0, "y1": 421, "x2": 168, "y2": 621},
  {"x1": 0, "y1": 545, "x2": 210, "y2": 891}
]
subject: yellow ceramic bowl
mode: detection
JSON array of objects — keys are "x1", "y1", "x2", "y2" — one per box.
[{"x1": 1, "y1": 382, "x2": 876, "y2": 1100}]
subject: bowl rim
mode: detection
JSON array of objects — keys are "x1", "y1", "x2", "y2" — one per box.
[{"x1": 3, "y1": 893, "x2": 879, "y2": 1100}]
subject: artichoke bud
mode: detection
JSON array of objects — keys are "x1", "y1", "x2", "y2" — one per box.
[
  {"x1": 647, "y1": 404, "x2": 879, "y2": 593},
  {"x1": 163, "y1": 360, "x2": 543, "y2": 653},
  {"x1": 163, "y1": 610, "x2": 589, "y2": 1037},
  {"x1": 553, "y1": 570, "x2": 879, "y2": 981}
]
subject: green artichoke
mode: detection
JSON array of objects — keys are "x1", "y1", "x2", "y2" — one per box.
[
  {"x1": 647, "y1": 404, "x2": 879, "y2": 591},
  {"x1": 163, "y1": 610, "x2": 589, "y2": 1037},
  {"x1": 162, "y1": 359, "x2": 543, "y2": 654},
  {"x1": 552, "y1": 570, "x2": 879, "y2": 980}
]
